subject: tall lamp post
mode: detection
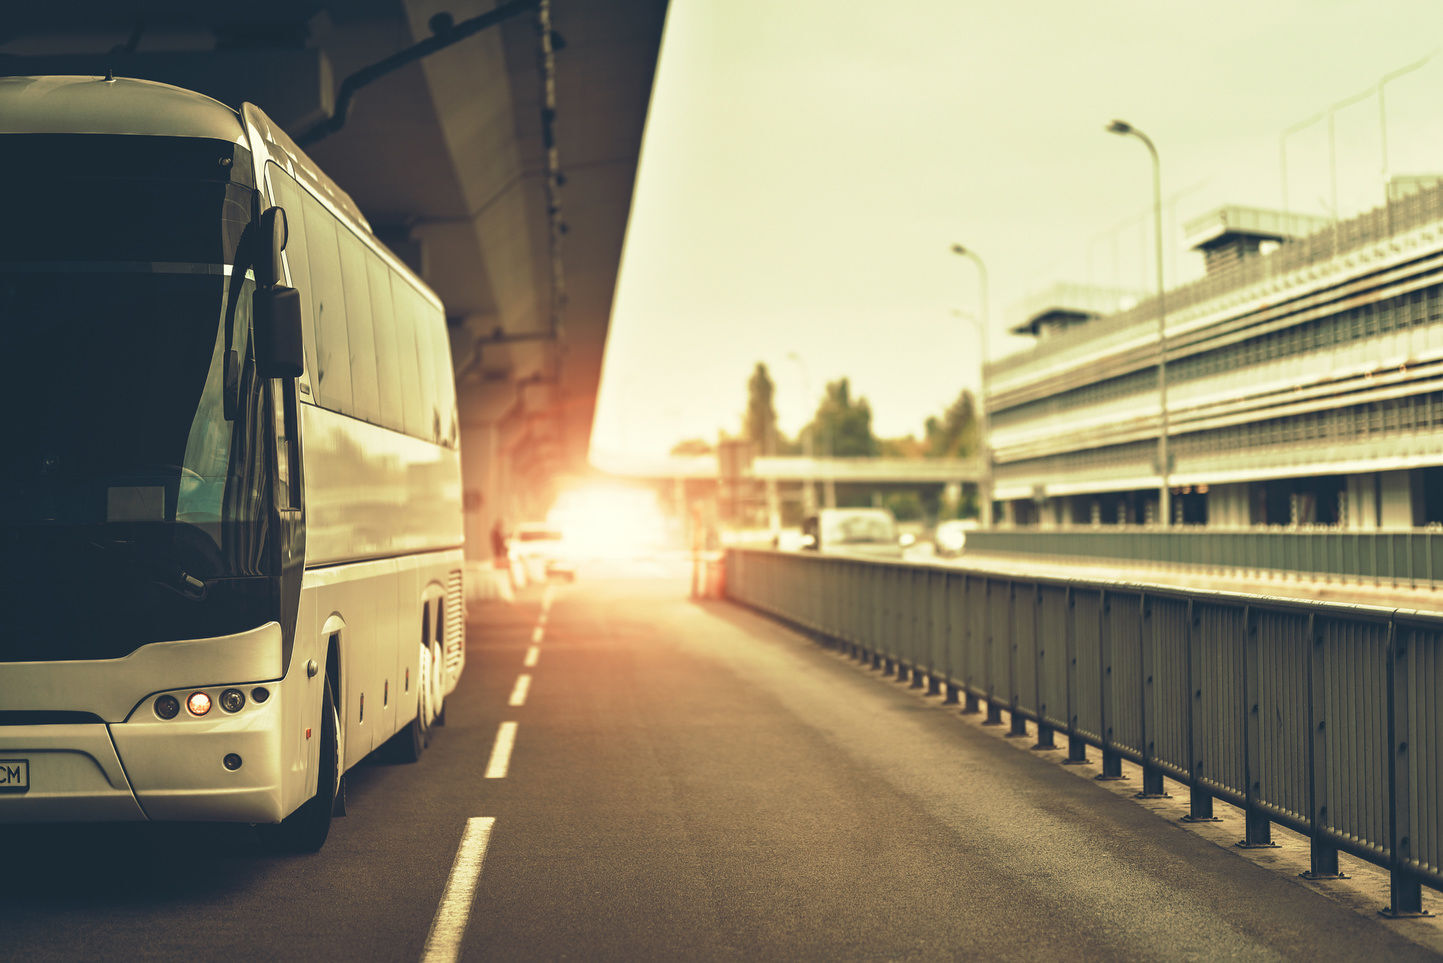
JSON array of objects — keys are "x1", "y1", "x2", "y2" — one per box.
[
  {"x1": 948, "y1": 243, "x2": 992, "y2": 529},
  {"x1": 1106, "y1": 119, "x2": 1170, "y2": 526}
]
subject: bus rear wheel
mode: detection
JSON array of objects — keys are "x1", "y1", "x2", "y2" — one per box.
[{"x1": 260, "y1": 678, "x2": 340, "y2": 853}]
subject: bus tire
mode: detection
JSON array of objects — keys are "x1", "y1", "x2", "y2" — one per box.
[
  {"x1": 261, "y1": 678, "x2": 340, "y2": 853},
  {"x1": 429, "y1": 638, "x2": 446, "y2": 729}
]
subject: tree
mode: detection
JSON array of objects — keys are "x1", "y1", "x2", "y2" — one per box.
[
  {"x1": 923, "y1": 389, "x2": 978, "y2": 458},
  {"x1": 809, "y1": 378, "x2": 879, "y2": 457},
  {"x1": 742, "y1": 362, "x2": 781, "y2": 455}
]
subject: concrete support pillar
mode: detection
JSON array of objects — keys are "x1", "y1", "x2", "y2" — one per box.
[
  {"x1": 1345, "y1": 473, "x2": 1378, "y2": 530},
  {"x1": 824, "y1": 478, "x2": 837, "y2": 509},
  {"x1": 459, "y1": 418, "x2": 503, "y2": 562},
  {"x1": 1379, "y1": 469, "x2": 1414, "y2": 527},
  {"x1": 943, "y1": 481, "x2": 962, "y2": 516},
  {"x1": 802, "y1": 480, "x2": 817, "y2": 516}
]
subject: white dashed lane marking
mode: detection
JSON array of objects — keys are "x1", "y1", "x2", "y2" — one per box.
[
  {"x1": 507, "y1": 674, "x2": 531, "y2": 707},
  {"x1": 420, "y1": 816, "x2": 497, "y2": 963},
  {"x1": 524, "y1": 646, "x2": 539, "y2": 668},
  {"x1": 484, "y1": 722, "x2": 518, "y2": 779},
  {"x1": 531, "y1": 625, "x2": 544, "y2": 644}
]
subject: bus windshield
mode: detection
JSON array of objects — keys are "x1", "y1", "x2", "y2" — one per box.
[{"x1": 0, "y1": 134, "x2": 277, "y2": 661}]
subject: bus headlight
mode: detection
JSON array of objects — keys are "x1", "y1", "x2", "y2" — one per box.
[
  {"x1": 219, "y1": 688, "x2": 246, "y2": 713},
  {"x1": 155, "y1": 695, "x2": 180, "y2": 719},
  {"x1": 187, "y1": 691, "x2": 212, "y2": 716}
]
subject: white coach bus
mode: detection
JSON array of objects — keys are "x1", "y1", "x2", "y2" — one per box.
[{"x1": 0, "y1": 76, "x2": 465, "y2": 850}]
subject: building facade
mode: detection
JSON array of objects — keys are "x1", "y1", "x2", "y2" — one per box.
[{"x1": 987, "y1": 186, "x2": 1443, "y2": 531}]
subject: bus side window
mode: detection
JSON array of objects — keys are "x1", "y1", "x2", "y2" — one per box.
[
  {"x1": 407, "y1": 285, "x2": 440, "y2": 442},
  {"x1": 391, "y1": 278, "x2": 428, "y2": 439},
  {"x1": 301, "y1": 193, "x2": 352, "y2": 414},
  {"x1": 426, "y1": 306, "x2": 458, "y2": 447},
  {"x1": 366, "y1": 254, "x2": 405, "y2": 433},
  {"x1": 337, "y1": 229, "x2": 381, "y2": 425}
]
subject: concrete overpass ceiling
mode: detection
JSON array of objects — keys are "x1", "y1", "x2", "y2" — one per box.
[{"x1": 1, "y1": 0, "x2": 668, "y2": 524}]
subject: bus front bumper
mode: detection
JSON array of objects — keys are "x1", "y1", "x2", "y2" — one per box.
[{"x1": 0, "y1": 699, "x2": 287, "y2": 825}]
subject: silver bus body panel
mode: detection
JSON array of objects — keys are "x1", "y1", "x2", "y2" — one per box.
[
  {"x1": 0, "y1": 622, "x2": 283, "y2": 722},
  {"x1": 0, "y1": 726, "x2": 144, "y2": 822},
  {"x1": 0, "y1": 75, "x2": 247, "y2": 143}
]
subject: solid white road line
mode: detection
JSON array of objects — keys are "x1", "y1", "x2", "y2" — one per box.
[
  {"x1": 508, "y1": 674, "x2": 532, "y2": 707},
  {"x1": 531, "y1": 625, "x2": 544, "y2": 644},
  {"x1": 420, "y1": 816, "x2": 497, "y2": 963},
  {"x1": 524, "y1": 646, "x2": 540, "y2": 668},
  {"x1": 484, "y1": 722, "x2": 518, "y2": 779}
]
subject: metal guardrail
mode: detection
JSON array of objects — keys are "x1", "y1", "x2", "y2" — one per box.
[
  {"x1": 725, "y1": 548, "x2": 1443, "y2": 916},
  {"x1": 965, "y1": 528, "x2": 1443, "y2": 589}
]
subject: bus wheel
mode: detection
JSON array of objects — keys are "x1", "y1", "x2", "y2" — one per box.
[
  {"x1": 429, "y1": 639, "x2": 446, "y2": 728},
  {"x1": 261, "y1": 678, "x2": 340, "y2": 852}
]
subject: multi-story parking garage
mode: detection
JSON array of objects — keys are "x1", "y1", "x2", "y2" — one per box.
[{"x1": 988, "y1": 184, "x2": 1443, "y2": 532}]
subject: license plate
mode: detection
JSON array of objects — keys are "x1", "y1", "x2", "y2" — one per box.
[{"x1": 0, "y1": 759, "x2": 28, "y2": 793}]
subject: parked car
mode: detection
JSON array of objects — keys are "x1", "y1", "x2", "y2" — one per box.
[
  {"x1": 511, "y1": 523, "x2": 576, "y2": 581},
  {"x1": 933, "y1": 519, "x2": 977, "y2": 558},
  {"x1": 801, "y1": 508, "x2": 905, "y2": 558}
]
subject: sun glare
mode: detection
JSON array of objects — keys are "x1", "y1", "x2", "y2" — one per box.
[{"x1": 547, "y1": 484, "x2": 671, "y2": 558}]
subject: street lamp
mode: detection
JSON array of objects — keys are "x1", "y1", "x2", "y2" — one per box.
[
  {"x1": 948, "y1": 243, "x2": 992, "y2": 529},
  {"x1": 1106, "y1": 119, "x2": 1170, "y2": 526}
]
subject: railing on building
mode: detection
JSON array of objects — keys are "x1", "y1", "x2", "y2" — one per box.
[
  {"x1": 726, "y1": 548, "x2": 1443, "y2": 916},
  {"x1": 965, "y1": 528, "x2": 1443, "y2": 589},
  {"x1": 989, "y1": 181, "x2": 1443, "y2": 385}
]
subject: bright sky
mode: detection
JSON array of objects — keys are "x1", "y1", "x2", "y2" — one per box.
[{"x1": 591, "y1": 0, "x2": 1443, "y2": 468}]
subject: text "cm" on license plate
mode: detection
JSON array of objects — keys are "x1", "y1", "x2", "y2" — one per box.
[{"x1": 0, "y1": 759, "x2": 29, "y2": 792}]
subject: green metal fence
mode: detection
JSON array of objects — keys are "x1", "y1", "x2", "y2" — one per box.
[{"x1": 726, "y1": 548, "x2": 1443, "y2": 916}]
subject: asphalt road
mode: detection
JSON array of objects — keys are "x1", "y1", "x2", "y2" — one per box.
[{"x1": 3, "y1": 557, "x2": 1441, "y2": 961}]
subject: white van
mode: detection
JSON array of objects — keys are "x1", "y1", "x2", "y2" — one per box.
[{"x1": 801, "y1": 508, "x2": 905, "y2": 558}]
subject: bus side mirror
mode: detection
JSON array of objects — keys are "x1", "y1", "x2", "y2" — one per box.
[
  {"x1": 254, "y1": 286, "x2": 304, "y2": 379},
  {"x1": 259, "y1": 206, "x2": 288, "y2": 286}
]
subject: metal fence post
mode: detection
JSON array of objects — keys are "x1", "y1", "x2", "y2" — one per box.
[
  {"x1": 910, "y1": 573, "x2": 928, "y2": 686},
  {"x1": 984, "y1": 579, "x2": 1005, "y2": 726},
  {"x1": 1302, "y1": 612, "x2": 1346, "y2": 880},
  {"x1": 1182, "y1": 599, "x2": 1219, "y2": 821},
  {"x1": 945, "y1": 572, "x2": 961, "y2": 704},
  {"x1": 1382, "y1": 619, "x2": 1430, "y2": 917},
  {"x1": 1007, "y1": 581, "x2": 1028, "y2": 737},
  {"x1": 1238, "y1": 605, "x2": 1278, "y2": 848},
  {"x1": 927, "y1": 570, "x2": 944, "y2": 695},
  {"x1": 962, "y1": 575, "x2": 982, "y2": 715},
  {"x1": 1137, "y1": 591, "x2": 1169, "y2": 798},
  {"x1": 1097, "y1": 589, "x2": 1125, "y2": 781},
  {"x1": 870, "y1": 563, "x2": 883, "y2": 670},
  {"x1": 1064, "y1": 585, "x2": 1089, "y2": 765},
  {"x1": 1033, "y1": 583, "x2": 1057, "y2": 750}
]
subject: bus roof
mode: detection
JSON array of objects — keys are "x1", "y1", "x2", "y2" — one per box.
[{"x1": 0, "y1": 75, "x2": 246, "y2": 144}]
